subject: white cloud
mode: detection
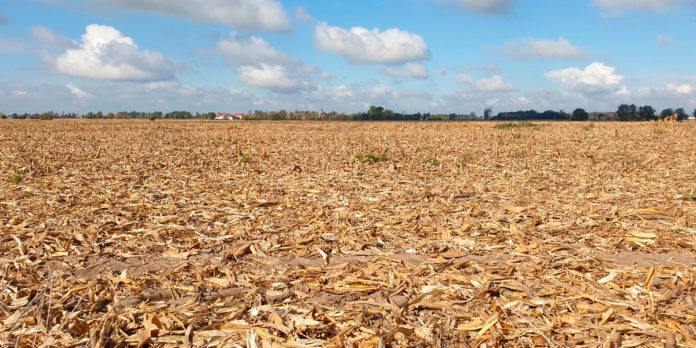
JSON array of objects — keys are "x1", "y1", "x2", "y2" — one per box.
[
  {"x1": 295, "y1": 6, "x2": 314, "y2": 22},
  {"x1": 546, "y1": 62, "x2": 624, "y2": 93},
  {"x1": 216, "y1": 32, "x2": 290, "y2": 66},
  {"x1": 667, "y1": 83, "x2": 693, "y2": 94},
  {"x1": 53, "y1": 24, "x2": 184, "y2": 81},
  {"x1": 456, "y1": 73, "x2": 517, "y2": 92},
  {"x1": 593, "y1": 0, "x2": 682, "y2": 14},
  {"x1": 657, "y1": 34, "x2": 673, "y2": 46},
  {"x1": 66, "y1": 84, "x2": 91, "y2": 98},
  {"x1": 237, "y1": 64, "x2": 314, "y2": 93},
  {"x1": 379, "y1": 63, "x2": 430, "y2": 79},
  {"x1": 30, "y1": 26, "x2": 77, "y2": 49},
  {"x1": 500, "y1": 37, "x2": 587, "y2": 59},
  {"x1": 331, "y1": 85, "x2": 355, "y2": 99},
  {"x1": 474, "y1": 75, "x2": 518, "y2": 92},
  {"x1": 371, "y1": 84, "x2": 393, "y2": 97},
  {"x1": 455, "y1": 73, "x2": 475, "y2": 84},
  {"x1": 0, "y1": 10, "x2": 7, "y2": 25},
  {"x1": 314, "y1": 22, "x2": 430, "y2": 65},
  {"x1": 94, "y1": 0, "x2": 291, "y2": 31}
]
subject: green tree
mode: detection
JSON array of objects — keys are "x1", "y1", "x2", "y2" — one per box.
[
  {"x1": 675, "y1": 108, "x2": 688, "y2": 121},
  {"x1": 95, "y1": 111, "x2": 103, "y2": 119},
  {"x1": 629, "y1": 104, "x2": 638, "y2": 121},
  {"x1": 106, "y1": 112, "x2": 115, "y2": 119},
  {"x1": 638, "y1": 105, "x2": 656, "y2": 121},
  {"x1": 660, "y1": 108, "x2": 674, "y2": 120},
  {"x1": 570, "y1": 108, "x2": 589, "y2": 121},
  {"x1": 617, "y1": 104, "x2": 631, "y2": 121}
]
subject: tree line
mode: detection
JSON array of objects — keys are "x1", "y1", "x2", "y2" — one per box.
[{"x1": 2, "y1": 105, "x2": 695, "y2": 121}]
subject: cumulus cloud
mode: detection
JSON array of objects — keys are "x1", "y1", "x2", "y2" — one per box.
[
  {"x1": 0, "y1": 10, "x2": 7, "y2": 25},
  {"x1": 657, "y1": 34, "x2": 673, "y2": 46},
  {"x1": 53, "y1": 24, "x2": 184, "y2": 81},
  {"x1": 667, "y1": 83, "x2": 693, "y2": 94},
  {"x1": 593, "y1": 0, "x2": 682, "y2": 14},
  {"x1": 237, "y1": 64, "x2": 315, "y2": 93},
  {"x1": 215, "y1": 32, "x2": 290, "y2": 66},
  {"x1": 94, "y1": 0, "x2": 291, "y2": 31},
  {"x1": 456, "y1": 74, "x2": 517, "y2": 92},
  {"x1": 379, "y1": 63, "x2": 430, "y2": 79},
  {"x1": 66, "y1": 84, "x2": 91, "y2": 98},
  {"x1": 30, "y1": 26, "x2": 77, "y2": 49},
  {"x1": 546, "y1": 62, "x2": 624, "y2": 93},
  {"x1": 500, "y1": 37, "x2": 587, "y2": 59},
  {"x1": 314, "y1": 22, "x2": 430, "y2": 65}
]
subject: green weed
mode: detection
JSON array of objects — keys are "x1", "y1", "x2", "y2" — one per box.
[
  {"x1": 424, "y1": 157, "x2": 440, "y2": 167},
  {"x1": 494, "y1": 122, "x2": 540, "y2": 130},
  {"x1": 686, "y1": 191, "x2": 696, "y2": 201},
  {"x1": 10, "y1": 169, "x2": 22, "y2": 184},
  {"x1": 236, "y1": 154, "x2": 251, "y2": 163},
  {"x1": 355, "y1": 152, "x2": 388, "y2": 164}
]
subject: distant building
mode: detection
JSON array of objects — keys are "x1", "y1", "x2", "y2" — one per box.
[
  {"x1": 688, "y1": 115, "x2": 695, "y2": 122},
  {"x1": 215, "y1": 112, "x2": 244, "y2": 120}
]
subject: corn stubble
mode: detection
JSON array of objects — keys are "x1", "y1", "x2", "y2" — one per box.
[{"x1": 1, "y1": 120, "x2": 695, "y2": 347}]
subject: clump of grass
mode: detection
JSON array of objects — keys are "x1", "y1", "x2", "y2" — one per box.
[
  {"x1": 355, "y1": 152, "x2": 388, "y2": 164},
  {"x1": 686, "y1": 191, "x2": 696, "y2": 201},
  {"x1": 494, "y1": 122, "x2": 540, "y2": 130},
  {"x1": 456, "y1": 152, "x2": 475, "y2": 168},
  {"x1": 654, "y1": 128, "x2": 666, "y2": 135},
  {"x1": 10, "y1": 169, "x2": 22, "y2": 184},
  {"x1": 424, "y1": 156, "x2": 440, "y2": 167},
  {"x1": 583, "y1": 123, "x2": 595, "y2": 131},
  {"x1": 236, "y1": 153, "x2": 251, "y2": 163}
]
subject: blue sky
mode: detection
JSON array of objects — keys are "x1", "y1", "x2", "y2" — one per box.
[{"x1": 0, "y1": 0, "x2": 695, "y2": 114}]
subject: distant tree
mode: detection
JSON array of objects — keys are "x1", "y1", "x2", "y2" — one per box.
[
  {"x1": 106, "y1": 112, "x2": 115, "y2": 119},
  {"x1": 675, "y1": 108, "x2": 688, "y2": 121},
  {"x1": 693, "y1": 108, "x2": 696, "y2": 118},
  {"x1": 1, "y1": 114, "x2": 6, "y2": 119},
  {"x1": 571, "y1": 108, "x2": 589, "y2": 121},
  {"x1": 484, "y1": 107, "x2": 492, "y2": 121},
  {"x1": 95, "y1": 111, "x2": 103, "y2": 119},
  {"x1": 115, "y1": 112, "x2": 123, "y2": 119},
  {"x1": 660, "y1": 108, "x2": 674, "y2": 120},
  {"x1": 638, "y1": 105, "x2": 656, "y2": 121},
  {"x1": 617, "y1": 104, "x2": 631, "y2": 121},
  {"x1": 39, "y1": 112, "x2": 53, "y2": 120},
  {"x1": 86, "y1": 111, "x2": 95, "y2": 119},
  {"x1": 629, "y1": 104, "x2": 638, "y2": 121}
]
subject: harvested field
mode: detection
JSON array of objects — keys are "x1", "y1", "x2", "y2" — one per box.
[{"x1": 1, "y1": 120, "x2": 695, "y2": 347}]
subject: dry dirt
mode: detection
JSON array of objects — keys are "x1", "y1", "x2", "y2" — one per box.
[{"x1": 0, "y1": 120, "x2": 695, "y2": 347}]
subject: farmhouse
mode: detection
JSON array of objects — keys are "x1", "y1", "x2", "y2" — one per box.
[{"x1": 214, "y1": 112, "x2": 244, "y2": 120}]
